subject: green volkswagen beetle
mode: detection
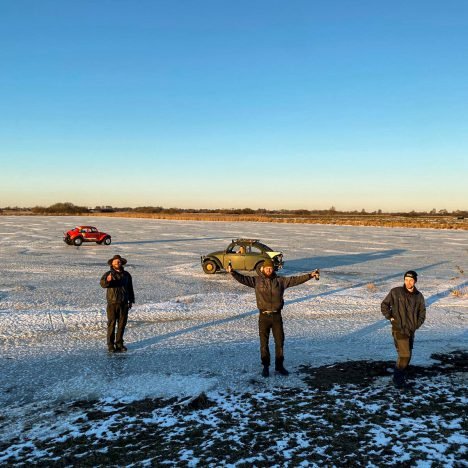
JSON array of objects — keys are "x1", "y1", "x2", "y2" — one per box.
[{"x1": 201, "y1": 239, "x2": 284, "y2": 275}]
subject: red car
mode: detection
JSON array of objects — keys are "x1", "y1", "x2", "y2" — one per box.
[{"x1": 64, "y1": 226, "x2": 112, "y2": 246}]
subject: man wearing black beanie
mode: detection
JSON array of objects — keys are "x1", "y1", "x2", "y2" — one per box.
[{"x1": 381, "y1": 270, "x2": 426, "y2": 389}]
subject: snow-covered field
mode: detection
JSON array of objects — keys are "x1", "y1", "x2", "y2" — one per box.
[{"x1": 1, "y1": 216, "x2": 466, "y2": 465}]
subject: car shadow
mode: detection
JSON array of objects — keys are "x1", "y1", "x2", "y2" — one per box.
[
  {"x1": 283, "y1": 249, "x2": 406, "y2": 273},
  {"x1": 129, "y1": 261, "x2": 448, "y2": 351},
  {"x1": 114, "y1": 236, "x2": 230, "y2": 245}
]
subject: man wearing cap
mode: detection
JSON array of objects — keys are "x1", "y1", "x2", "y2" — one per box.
[
  {"x1": 228, "y1": 259, "x2": 319, "y2": 377},
  {"x1": 100, "y1": 255, "x2": 135, "y2": 352},
  {"x1": 381, "y1": 270, "x2": 426, "y2": 389}
]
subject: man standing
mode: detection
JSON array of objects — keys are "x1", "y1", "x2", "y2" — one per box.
[
  {"x1": 228, "y1": 259, "x2": 319, "y2": 377},
  {"x1": 381, "y1": 270, "x2": 426, "y2": 389},
  {"x1": 100, "y1": 254, "x2": 135, "y2": 353}
]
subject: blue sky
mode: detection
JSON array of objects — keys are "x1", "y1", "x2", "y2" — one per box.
[{"x1": 1, "y1": 1, "x2": 467, "y2": 211}]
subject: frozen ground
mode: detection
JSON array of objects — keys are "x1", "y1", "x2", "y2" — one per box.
[{"x1": 0, "y1": 216, "x2": 466, "y2": 465}]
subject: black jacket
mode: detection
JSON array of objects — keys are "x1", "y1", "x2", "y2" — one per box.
[
  {"x1": 381, "y1": 285, "x2": 426, "y2": 335},
  {"x1": 100, "y1": 268, "x2": 135, "y2": 304},
  {"x1": 231, "y1": 270, "x2": 312, "y2": 312}
]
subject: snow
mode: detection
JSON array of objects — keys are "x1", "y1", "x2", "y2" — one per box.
[{"x1": 0, "y1": 216, "x2": 467, "y2": 463}]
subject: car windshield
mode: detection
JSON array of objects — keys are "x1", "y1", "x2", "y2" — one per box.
[{"x1": 254, "y1": 242, "x2": 273, "y2": 252}]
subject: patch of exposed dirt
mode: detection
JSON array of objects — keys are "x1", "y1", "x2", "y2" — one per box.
[{"x1": 298, "y1": 350, "x2": 467, "y2": 389}]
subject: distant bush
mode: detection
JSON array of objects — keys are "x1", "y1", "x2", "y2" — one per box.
[{"x1": 32, "y1": 202, "x2": 89, "y2": 214}]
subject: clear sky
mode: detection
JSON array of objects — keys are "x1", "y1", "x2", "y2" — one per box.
[{"x1": 1, "y1": 1, "x2": 467, "y2": 211}]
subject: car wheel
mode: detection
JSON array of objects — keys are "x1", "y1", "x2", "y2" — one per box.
[
  {"x1": 202, "y1": 260, "x2": 218, "y2": 274},
  {"x1": 73, "y1": 237, "x2": 83, "y2": 246},
  {"x1": 255, "y1": 261, "x2": 265, "y2": 275},
  {"x1": 103, "y1": 237, "x2": 111, "y2": 245}
]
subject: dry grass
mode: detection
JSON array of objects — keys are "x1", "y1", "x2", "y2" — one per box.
[
  {"x1": 451, "y1": 287, "x2": 468, "y2": 298},
  {"x1": 2, "y1": 210, "x2": 467, "y2": 229},
  {"x1": 366, "y1": 283, "x2": 378, "y2": 293}
]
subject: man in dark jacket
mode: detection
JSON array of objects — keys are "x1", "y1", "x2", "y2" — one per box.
[
  {"x1": 100, "y1": 254, "x2": 135, "y2": 353},
  {"x1": 228, "y1": 258, "x2": 319, "y2": 377},
  {"x1": 381, "y1": 270, "x2": 426, "y2": 388}
]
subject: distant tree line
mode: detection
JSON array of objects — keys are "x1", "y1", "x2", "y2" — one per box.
[
  {"x1": 0, "y1": 203, "x2": 466, "y2": 217},
  {"x1": 0, "y1": 202, "x2": 91, "y2": 214}
]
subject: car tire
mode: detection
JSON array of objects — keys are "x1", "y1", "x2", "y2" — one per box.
[
  {"x1": 202, "y1": 260, "x2": 218, "y2": 274},
  {"x1": 73, "y1": 237, "x2": 83, "y2": 246},
  {"x1": 255, "y1": 261, "x2": 265, "y2": 275},
  {"x1": 103, "y1": 237, "x2": 112, "y2": 245}
]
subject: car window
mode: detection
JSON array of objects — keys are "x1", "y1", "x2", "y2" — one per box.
[
  {"x1": 255, "y1": 242, "x2": 272, "y2": 252},
  {"x1": 91, "y1": 228, "x2": 97, "y2": 232},
  {"x1": 251, "y1": 245, "x2": 262, "y2": 254}
]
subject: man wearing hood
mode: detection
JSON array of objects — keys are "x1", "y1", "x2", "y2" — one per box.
[
  {"x1": 100, "y1": 254, "x2": 135, "y2": 353},
  {"x1": 381, "y1": 270, "x2": 426, "y2": 389},
  {"x1": 228, "y1": 259, "x2": 319, "y2": 377}
]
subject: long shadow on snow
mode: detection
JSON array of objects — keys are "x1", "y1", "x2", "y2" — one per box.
[
  {"x1": 283, "y1": 249, "x2": 406, "y2": 273},
  {"x1": 130, "y1": 261, "x2": 447, "y2": 351},
  {"x1": 130, "y1": 309, "x2": 258, "y2": 351},
  {"x1": 426, "y1": 280, "x2": 468, "y2": 306},
  {"x1": 288, "y1": 260, "x2": 448, "y2": 340},
  {"x1": 113, "y1": 236, "x2": 229, "y2": 246},
  {"x1": 330, "y1": 266, "x2": 465, "y2": 342}
]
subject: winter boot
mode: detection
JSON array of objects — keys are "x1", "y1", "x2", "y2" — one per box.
[
  {"x1": 393, "y1": 368, "x2": 409, "y2": 389},
  {"x1": 275, "y1": 365, "x2": 289, "y2": 376},
  {"x1": 116, "y1": 344, "x2": 128, "y2": 352},
  {"x1": 262, "y1": 365, "x2": 270, "y2": 378},
  {"x1": 108, "y1": 345, "x2": 116, "y2": 353}
]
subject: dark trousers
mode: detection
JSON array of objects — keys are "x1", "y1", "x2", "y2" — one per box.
[
  {"x1": 107, "y1": 303, "x2": 129, "y2": 347},
  {"x1": 392, "y1": 329, "x2": 415, "y2": 369},
  {"x1": 259, "y1": 312, "x2": 284, "y2": 368}
]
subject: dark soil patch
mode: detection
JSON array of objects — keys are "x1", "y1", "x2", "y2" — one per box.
[{"x1": 298, "y1": 350, "x2": 467, "y2": 389}]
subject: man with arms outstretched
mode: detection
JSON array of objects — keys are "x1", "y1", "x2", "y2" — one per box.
[{"x1": 228, "y1": 258, "x2": 319, "y2": 377}]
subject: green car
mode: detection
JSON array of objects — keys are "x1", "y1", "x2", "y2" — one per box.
[{"x1": 201, "y1": 239, "x2": 284, "y2": 275}]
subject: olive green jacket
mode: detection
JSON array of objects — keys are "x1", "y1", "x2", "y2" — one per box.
[{"x1": 231, "y1": 270, "x2": 312, "y2": 312}]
